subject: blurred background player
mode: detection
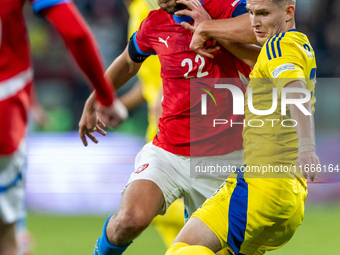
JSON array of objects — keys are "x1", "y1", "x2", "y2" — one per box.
[
  {"x1": 124, "y1": 0, "x2": 185, "y2": 248},
  {"x1": 0, "y1": 1, "x2": 126, "y2": 254}
]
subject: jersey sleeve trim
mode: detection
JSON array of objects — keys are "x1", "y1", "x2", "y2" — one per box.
[
  {"x1": 32, "y1": 0, "x2": 71, "y2": 13},
  {"x1": 232, "y1": 0, "x2": 248, "y2": 17},
  {"x1": 132, "y1": 32, "x2": 156, "y2": 56}
]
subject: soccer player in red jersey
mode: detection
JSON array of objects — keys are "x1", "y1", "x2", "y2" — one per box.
[
  {"x1": 78, "y1": 0, "x2": 258, "y2": 254},
  {"x1": 0, "y1": 1, "x2": 126, "y2": 254}
]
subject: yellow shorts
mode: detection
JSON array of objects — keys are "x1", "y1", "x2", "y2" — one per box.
[{"x1": 192, "y1": 172, "x2": 308, "y2": 255}]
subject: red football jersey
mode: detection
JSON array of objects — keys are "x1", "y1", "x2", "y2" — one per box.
[
  {"x1": 134, "y1": 0, "x2": 251, "y2": 156},
  {"x1": 0, "y1": 0, "x2": 69, "y2": 155}
]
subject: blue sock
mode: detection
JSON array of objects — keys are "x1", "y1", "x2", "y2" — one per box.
[{"x1": 93, "y1": 215, "x2": 132, "y2": 255}]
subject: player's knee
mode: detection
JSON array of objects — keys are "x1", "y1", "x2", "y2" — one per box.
[
  {"x1": 116, "y1": 209, "x2": 151, "y2": 235},
  {"x1": 166, "y1": 242, "x2": 215, "y2": 255}
]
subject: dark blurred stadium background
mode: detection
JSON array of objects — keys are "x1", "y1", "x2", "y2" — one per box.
[{"x1": 24, "y1": 0, "x2": 340, "y2": 254}]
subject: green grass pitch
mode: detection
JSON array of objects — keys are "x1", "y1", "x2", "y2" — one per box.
[{"x1": 27, "y1": 204, "x2": 340, "y2": 255}]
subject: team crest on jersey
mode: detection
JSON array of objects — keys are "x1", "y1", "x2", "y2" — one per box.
[
  {"x1": 135, "y1": 164, "x2": 149, "y2": 173},
  {"x1": 271, "y1": 63, "x2": 296, "y2": 78}
]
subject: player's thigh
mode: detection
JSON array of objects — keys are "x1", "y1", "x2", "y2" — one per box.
[
  {"x1": 122, "y1": 143, "x2": 188, "y2": 215},
  {"x1": 191, "y1": 175, "x2": 249, "y2": 255},
  {"x1": 239, "y1": 178, "x2": 307, "y2": 255},
  {"x1": 187, "y1": 150, "x2": 243, "y2": 218},
  {"x1": 118, "y1": 179, "x2": 165, "y2": 218}
]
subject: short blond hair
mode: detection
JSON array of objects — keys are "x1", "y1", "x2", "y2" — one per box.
[{"x1": 272, "y1": 0, "x2": 296, "y2": 8}]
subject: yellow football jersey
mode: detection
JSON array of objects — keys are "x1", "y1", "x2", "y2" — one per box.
[
  {"x1": 128, "y1": 0, "x2": 162, "y2": 143},
  {"x1": 243, "y1": 29, "x2": 317, "y2": 168}
]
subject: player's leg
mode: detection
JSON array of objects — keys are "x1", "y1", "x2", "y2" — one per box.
[
  {"x1": 93, "y1": 179, "x2": 165, "y2": 255},
  {"x1": 108, "y1": 179, "x2": 165, "y2": 244},
  {"x1": 238, "y1": 177, "x2": 308, "y2": 255},
  {"x1": 0, "y1": 220, "x2": 18, "y2": 255},
  {"x1": 151, "y1": 198, "x2": 184, "y2": 247},
  {"x1": 166, "y1": 242, "x2": 216, "y2": 255},
  {"x1": 17, "y1": 217, "x2": 35, "y2": 255},
  {"x1": 167, "y1": 172, "x2": 249, "y2": 255},
  {"x1": 186, "y1": 149, "x2": 243, "y2": 219},
  {"x1": 0, "y1": 142, "x2": 26, "y2": 255},
  {"x1": 166, "y1": 217, "x2": 222, "y2": 255},
  {"x1": 93, "y1": 143, "x2": 186, "y2": 255}
]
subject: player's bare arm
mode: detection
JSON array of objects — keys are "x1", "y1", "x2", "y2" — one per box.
[
  {"x1": 189, "y1": 3, "x2": 261, "y2": 62},
  {"x1": 41, "y1": 2, "x2": 133, "y2": 145},
  {"x1": 42, "y1": 2, "x2": 115, "y2": 107},
  {"x1": 216, "y1": 40, "x2": 261, "y2": 67},
  {"x1": 79, "y1": 47, "x2": 142, "y2": 146},
  {"x1": 191, "y1": 14, "x2": 258, "y2": 58},
  {"x1": 196, "y1": 13, "x2": 257, "y2": 43},
  {"x1": 285, "y1": 81, "x2": 320, "y2": 181},
  {"x1": 176, "y1": 0, "x2": 258, "y2": 58},
  {"x1": 104, "y1": 46, "x2": 143, "y2": 90}
]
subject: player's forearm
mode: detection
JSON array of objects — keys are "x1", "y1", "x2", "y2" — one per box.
[
  {"x1": 197, "y1": 14, "x2": 258, "y2": 44},
  {"x1": 104, "y1": 47, "x2": 142, "y2": 91},
  {"x1": 218, "y1": 40, "x2": 260, "y2": 67},
  {"x1": 43, "y1": 2, "x2": 114, "y2": 107},
  {"x1": 286, "y1": 82, "x2": 316, "y2": 152}
]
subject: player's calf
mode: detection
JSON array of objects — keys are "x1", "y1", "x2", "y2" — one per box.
[
  {"x1": 93, "y1": 215, "x2": 132, "y2": 255},
  {"x1": 93, "y1": 208, "x2": 156, "y2": 254},
  {"x1": 93, "y1": 179, "x2": 165, "y2": 254},
  {"x1": 108, "y1": 208, "x2": 152, "y2": 245}
]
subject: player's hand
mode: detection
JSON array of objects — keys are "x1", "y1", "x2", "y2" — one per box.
[
  {"x1": 297, "y1": 151, "x2": 320, "y2": 182},
  {"x1": 79, "y1": 94, "x2": 107, "y2": 146},
  {"x1": 96, "y1": 98, "x2": 128, "y2": 128},
  {"x1": 174, "y1": 0, "x2": 211, "y2": 33},
  {"x1": 174, "y1": 0, "x2": 219, "y2": 58},
  {"x1": 190, "y1": 28, "x2": 220, "y2": 58}
]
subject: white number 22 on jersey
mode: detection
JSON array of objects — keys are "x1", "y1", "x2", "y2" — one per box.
[{"x1": 181, "y1": 54, "x2": 209, "y2": 79}]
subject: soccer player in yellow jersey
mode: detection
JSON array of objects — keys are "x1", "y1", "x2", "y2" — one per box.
[{"x1": 166, "y1": 0, "x2": 320, "y2": 254}]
